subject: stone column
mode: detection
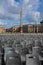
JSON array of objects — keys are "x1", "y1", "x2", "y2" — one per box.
[
  {"x1": 34, "y1": 25, "x2": 35, "y2": 33},
  {"x1": 37, "y1": 25, "x2": 38, "y2": 33}
]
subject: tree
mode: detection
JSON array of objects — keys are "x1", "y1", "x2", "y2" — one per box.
[{"x1": 40, "y1": 20, "x2": 43, "y2": 24}]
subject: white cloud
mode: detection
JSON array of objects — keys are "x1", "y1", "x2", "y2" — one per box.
[
  {"x1": 8, "y1": 0, "x2": 19, "y2": 7},
  {"x1": 23, "y1": 0, "x2": 29, "y2": 4},
  {"x1": 0, "y1": 0, "x2": 20, "y2": 20},
  {"x1": 8, "y1": 0, "x2": 14, "y2": 6},
  {"x1": 0, "y1": 19, "x2": 8, "y2": 26},
  {"x1": 0, "y1": 20, "x2": 3, "y2": 25},
  {"x1": 34, "y1": 12, "x2": 40, "y2": 21},
  {"x1": 0, "y1": 0, "x2": 42, "y2": 24},
  {"x1": 0, "y1": 5, "x2": 6, "y2": 15},
  {"x1": 22, "y1": 0, "x2": 41, "y2": 23}
]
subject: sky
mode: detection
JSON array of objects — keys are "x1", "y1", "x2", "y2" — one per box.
[{"x1": 0, "y1": 0, "x2": 43, "y2": 28}]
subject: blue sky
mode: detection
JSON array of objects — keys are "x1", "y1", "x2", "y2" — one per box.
[{"x1": 0, "y1": 0, "x2": 43, "y2": 28}]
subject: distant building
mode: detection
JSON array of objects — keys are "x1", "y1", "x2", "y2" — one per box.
[
  {"x1": 0, "y1": 25, "x2": 6, "y2": 33},
  {"x1": 7, "y1": 26, "x2": 20, "y2": 33},
  {"x1": 6, "y1": 20, "x2": 43, "y2": 33},
  {"x1": 23, "y1": 23, "x2": 43, "y2": 33}
]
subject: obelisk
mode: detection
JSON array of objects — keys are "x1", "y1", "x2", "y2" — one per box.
[{"x1": 20, "y1": 9, "x2": 23, "y2": 33}]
